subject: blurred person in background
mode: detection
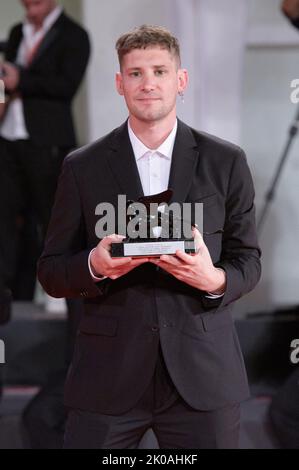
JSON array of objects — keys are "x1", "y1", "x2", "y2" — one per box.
[
  {"x1": 0, "y1": 55, "x2": 11, "y2": 325},
  {"x1": 0, "y1": 0, "x2": 90, "y2": 311},
  {"x1": 0, "y1": 0, "x2": 90, "y2": 448}
]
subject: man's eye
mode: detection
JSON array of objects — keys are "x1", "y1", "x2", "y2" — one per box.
[
  {"x1": 130, "y1": 72, "x2": 141, "y2": 77},
  {"x1": 155, "y1": 70, "x2": 166, "y2": 76}
]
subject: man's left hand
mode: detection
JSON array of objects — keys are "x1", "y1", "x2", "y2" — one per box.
[
  {"x1": 150, "y1": 227, "x2": 226, "y2": 294},
  {"x1": 2, "y1": 62, "x2": 20, "y2": 92}
]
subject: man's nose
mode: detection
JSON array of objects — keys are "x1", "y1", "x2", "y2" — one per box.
[
  {"x1": 141, "y1": 73, "x2": 156, "y2": 92},
  {"x1": 27, "y1": 6, "x2": 34, "y2": 15}
]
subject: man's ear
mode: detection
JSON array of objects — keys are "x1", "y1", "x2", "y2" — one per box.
[
  {"x1": 178, "y1": 69, "x2": 188, "y2": 94},
  {"x1": 116, "y1": 72, "x2": 124, "y2": 96}
]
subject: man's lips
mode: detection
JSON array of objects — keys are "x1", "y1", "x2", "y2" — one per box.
[{"x1": 136, "y1": 97, "x2": 161, "y2": 102}]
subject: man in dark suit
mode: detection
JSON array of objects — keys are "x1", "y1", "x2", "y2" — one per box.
[
  {"x1": 0, "y1": 0, "x2": 90, "y2": 306},
  {"x1": 38, "y1": 25, "x2": 261, "y2": 449}
]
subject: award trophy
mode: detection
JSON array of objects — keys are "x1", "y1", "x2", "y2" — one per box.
[{"x1": 111, "y1": 189, "x2": 197, "y2": 258}]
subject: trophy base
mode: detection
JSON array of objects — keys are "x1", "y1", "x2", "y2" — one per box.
[{"x1": 111, "y1": 239, "x2": 196, "y2": 258}]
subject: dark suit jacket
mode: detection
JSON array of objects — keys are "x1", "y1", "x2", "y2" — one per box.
[
  {"x1": 4, "y1": 12, "x2": 90, "y2": 147},
  {"x1": 38, "y1": 119, "x2": 261, "y2": 414}
]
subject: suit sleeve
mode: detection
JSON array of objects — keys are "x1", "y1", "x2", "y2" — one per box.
[
  {"x1": 38, "y1": 156, "x2": 107, "y2": 299},
  {"x1": 203, "y1": 148, "x2": 261, "y2": 310},
  {"x1": 18, "y1": 28, "x2": 91, "y2": 100}
]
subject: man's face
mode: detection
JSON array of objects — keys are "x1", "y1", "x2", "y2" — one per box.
[
  {"x1": 116, "y1": 47, "x2": 188, "y2": 124},
  {"x1": 21, "y1": 0, "x2": 56, "y2": 28}
]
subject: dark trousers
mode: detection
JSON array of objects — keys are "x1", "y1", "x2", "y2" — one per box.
[
  {"x1": 64, "y1": 347, "x2": 240, "y2": 449},
  {"x1": 0, "y1": 137, "x2": 69, "y2": 289}
]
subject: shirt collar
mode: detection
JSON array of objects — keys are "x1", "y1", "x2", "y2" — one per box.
[
  {"x1": 128, "y1": 119, "x2": 178, "y2": 162},
  {"x1": 23, "y1": 5, "x2": 63, "y2": 37}
]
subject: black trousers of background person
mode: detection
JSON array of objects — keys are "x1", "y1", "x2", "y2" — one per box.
[
  {"x1": 21, "y1": 298, "x2": 83, "y2": 449},
  {"x1": 0, "y1": 137, "x2": 70, "y2": 290},
  {"x1": 63, "y1": 345, "x2": 240, "y2": 450}
]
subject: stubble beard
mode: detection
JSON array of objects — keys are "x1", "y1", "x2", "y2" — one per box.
[{"x1": 130, "y1": 100, "x2": 176, "y2": 124}]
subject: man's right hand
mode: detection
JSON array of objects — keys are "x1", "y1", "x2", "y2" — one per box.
[
  {"x1": 282, "y1": 0, "x2": 299, "y2": 19},
  {"x1": 90, "y1": 234, "x2": 149, "y2": 280}
]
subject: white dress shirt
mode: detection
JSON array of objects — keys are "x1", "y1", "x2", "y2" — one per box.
[
  {"x1": 0, "y1": 5, "x2": 63, "y2": 141},
  {"x1": 128, "y1": 119, "x2": 177, "y2": 196}
]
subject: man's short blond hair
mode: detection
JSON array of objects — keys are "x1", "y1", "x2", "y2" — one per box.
[{"x1": 116, "y1": 25, "x2": 181, "y2": 69}]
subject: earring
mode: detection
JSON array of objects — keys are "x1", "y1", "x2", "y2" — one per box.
[{"x1": 179, "y1": 91, "x2": 185, "y2": 104}]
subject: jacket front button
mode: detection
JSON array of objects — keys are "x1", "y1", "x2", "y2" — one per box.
[{"x1": 151, "y1": 325, "x2": 159, "y2": 332}]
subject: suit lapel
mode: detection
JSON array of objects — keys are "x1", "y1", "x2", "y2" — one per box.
[
  {"x1": 107, "y1": 121, "x2": 144, "y2": 201},
  {"x1": 29, "y1": 13, "x2": 64, "y2": 68},
  {"x1": 6, "y1": 25, "x2": 23, "y2": 62},
  {"x1": 168, "y1": 119, "x2": 199, "y2": 203}
]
